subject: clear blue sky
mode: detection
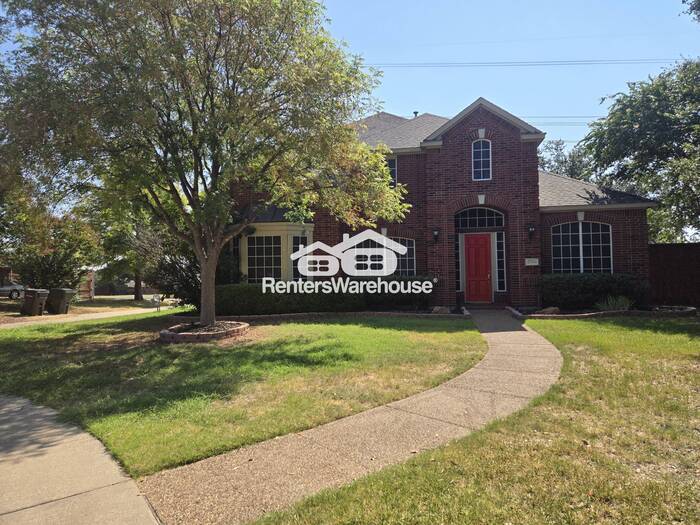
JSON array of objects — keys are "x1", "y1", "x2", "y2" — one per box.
[{"x1": 324, "y1": 0, "x2": 700, "y2": 145}]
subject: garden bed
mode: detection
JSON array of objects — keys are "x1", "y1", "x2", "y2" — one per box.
[
  {"x1": 507, "y1": 305, "x2": 697, "y2": 320},
  {"x1": 169, "y1": 309, "x2": 470, "y2": 325},
  {"x1": 159, "y1": 320, "x2": 249, "y2": 343}
]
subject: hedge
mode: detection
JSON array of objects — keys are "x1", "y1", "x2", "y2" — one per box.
[
  {"x1": 540, "y1": 273, "x2": 650, "y2": 310},
  {"x1": 215, "y1": 277, "x2": 433, "y2": 315}
]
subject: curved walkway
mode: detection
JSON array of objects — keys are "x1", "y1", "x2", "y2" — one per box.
[
  {"x1": 0, "y1": 396, "x2": 158, "y2": 524},
  {"x1": 140, "y1": 310, "x2": 562, "y2": 525}
]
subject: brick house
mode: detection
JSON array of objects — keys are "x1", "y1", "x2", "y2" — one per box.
[{"x1": 239, "y1": 98, "x2": 655, "y2": 308}]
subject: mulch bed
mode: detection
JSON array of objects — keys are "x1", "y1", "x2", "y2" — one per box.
[{"x1": 507, "y1": 305, "x2": 697, "y2": 320}]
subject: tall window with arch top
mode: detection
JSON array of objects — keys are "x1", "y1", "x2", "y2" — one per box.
[{"x1": 472, "y1": 139, "x2": 491, "y2": 180}]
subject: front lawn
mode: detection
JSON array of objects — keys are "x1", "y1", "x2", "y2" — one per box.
[
  {"x1": 0, "y1": 312, "x2": 484, "y2": 477},
  {"x1": 258, "y1": 316, "x2": 699, "y2": 524}
]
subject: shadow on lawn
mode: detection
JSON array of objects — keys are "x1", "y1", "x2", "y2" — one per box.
[
  {"x1": 0, "y1": 315, "x2": 357, "y2": 425},
  {"x1": 0, "y1": 312, "x2": 474, "y2": 427}
]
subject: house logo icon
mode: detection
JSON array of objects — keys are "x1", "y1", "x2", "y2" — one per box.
[{"x1": 290, "y1": 230, "x2": 408, "y2": 278}]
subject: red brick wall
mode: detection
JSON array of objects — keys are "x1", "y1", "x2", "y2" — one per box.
[
  {"x1": 422, "y1": 107, "x2": 541, "y2": 307},
  {"x1": 312, "y1": 107, "x2": 651, "y2": 308},
  {"x1": 314, "y1": 107, "x2": 543, "y2": 307},
  {"x1": 540, "y1": 209, "x2": 650, "y2": 279}
]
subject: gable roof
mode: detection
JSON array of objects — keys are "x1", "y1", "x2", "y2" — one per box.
[
  {"x1": 538, "y1": 171, "x2": 657, "y2": 211},
  {"x1": 423, "y1": 97, "x2": 544, "y2": 144},
  {"x1": 359, "y1": 113, "x2": 449, "y2": 150},
  {"x1": 356, "y1": 98, "x2": 544, "y2": 152},
  {"x1": 355, "y1": 112, "x2": 408, "y2": 136}
]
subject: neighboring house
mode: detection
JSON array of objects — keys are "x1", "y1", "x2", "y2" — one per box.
[{"x1": 236, "y1": 97, "x2": 655, "y2": 308}]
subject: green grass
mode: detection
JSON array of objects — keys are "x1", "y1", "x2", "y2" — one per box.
[
  {"x1": 0, "y1": 312, "x2": 484, "y2": 477},
  {"x1": 257, "y1": 316, "x2": 700, "y2": 525}
]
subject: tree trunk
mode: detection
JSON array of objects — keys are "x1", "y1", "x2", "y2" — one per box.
[
  {"x1": 134, "y1": 267, "x2": 144, "y2": 301},
  {"x1": 199, "y1": 256, "x2": 218, "y2": 326}
]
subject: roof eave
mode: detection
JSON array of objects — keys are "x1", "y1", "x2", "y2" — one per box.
[
  {"x1": 423, "y1": 97, "x2": 543, "y2": 142},
  {"x1": 539, "y1": 202, "x2": 658, "y2": 213},
  {"x1": 521, "y1": 132, "x2": 546, "y2": 142},
  {"x1": 388, "y1": 146, "x2": 424, "y2": 154}
]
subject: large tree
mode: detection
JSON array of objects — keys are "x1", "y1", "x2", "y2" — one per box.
[
  {"x1": 684, "y1": 0, "x2": 700, "y2": 21},
  {"x1": 538, "y1": 139, "x2": 593, "y2": 181},
  {"x1": 1, "y1": 0, "x2": 407, "y2": 324},
  {"x1": 582, "y1": 60, "x2": 700, "y2": 241}
]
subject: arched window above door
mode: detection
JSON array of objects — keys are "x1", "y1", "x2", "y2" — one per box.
[{"x1": 455, "y1": 207, "x2": 504, "y2": 230}]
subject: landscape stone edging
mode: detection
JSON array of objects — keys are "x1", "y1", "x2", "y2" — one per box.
[
  {"x1": 169, "y1": 310, "x2": 471, "y2": 324},
  {"x1": 160, "y1": 322, "x2": 249, "y2": 343},
  {"x1": 506, "y1": 305, "x2": 697, "y2": 320}
]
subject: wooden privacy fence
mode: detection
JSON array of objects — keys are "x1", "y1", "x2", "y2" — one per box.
[{"x1": 649, "y1": 243, "x2": 700, "y2": 306}]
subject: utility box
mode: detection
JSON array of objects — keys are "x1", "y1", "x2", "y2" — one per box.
[
  {"x1": 20, "y1": 289, "x2": 50, "y2": 316},
  {"x1": 46, "y1": 288, "x2": 77, "y2": 314}
]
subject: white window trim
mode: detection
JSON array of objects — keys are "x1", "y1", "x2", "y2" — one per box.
[
  {"x1": 389, "y1": 236, "x2": 416, "y2": 276},
  {"x1": 550, "y1": 221, "x2": 613, "y2": 274},
  {"x1": 494, "y1": 231, "x2": 506, "y2": 292},
  {"x1": 471, "y1": 139, "x2": 492, "y2": 181},
  {"x1": 240, "y1": 222, "x2": 314, "y2": 281}
]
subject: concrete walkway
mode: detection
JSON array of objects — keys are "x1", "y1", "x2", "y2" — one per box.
[
  {"x1": 0, "y1": 396, "x2": 158, "y2": 524},
  {"x1": 140, "y1": 310, "x2": 562, "y2": 525},
  {"x1": 0, "y1": 308, "x2": 160, "y2": 330}
]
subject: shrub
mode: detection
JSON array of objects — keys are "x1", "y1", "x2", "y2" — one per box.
[
  {"x1": 595, "y1": 295, "x2": 632, "y2": 311},
  {"x1": 215, "y1": 276, "x2": 434, "y2": 316},
  {"x1": 216, "y1": 283, "x2": 365, "y2": 315},
  {"x1": 361, "y1": 276, "x2": 432, "y2": 311},
  {"x1": 10, "y1": 217, "x2": 100, "y2": 289},
  {"x1": 540, "y1": 273, "x2": 649, "y2": 310}
]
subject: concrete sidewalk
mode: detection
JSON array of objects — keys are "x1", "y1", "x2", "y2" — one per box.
[
  {"x1": 140, "y1": 309, "x2": 562, "y2": 525},
  {"x1": 0, "y1": 396, "x2": 158, "y2": 525},
  {"x1": 0, "y1": 308, "x2": 161, "y2": 330}
]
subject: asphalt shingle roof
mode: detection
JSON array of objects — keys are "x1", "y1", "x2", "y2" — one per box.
[
  {"x1": 357, "y1": 112, "x2": 449, "y2": 150},
  {"x1": 539, "y1": 171, "x2": 656, "y2": 208}
]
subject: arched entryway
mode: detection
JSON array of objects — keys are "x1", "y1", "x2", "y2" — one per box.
[{"x1": 454, "y1": 207, "x2": 507, "y2": 303}]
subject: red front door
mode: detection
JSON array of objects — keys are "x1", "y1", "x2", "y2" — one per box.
[{"x1": 464, "y1": 234, "x2": 492, "y2": 302}]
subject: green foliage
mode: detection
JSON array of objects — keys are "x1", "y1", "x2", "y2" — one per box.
[
  {"x1": 683, "y1": 0, "x2": 700, "y2": 21},
  {"x1": 10, "y1": 216, "x2": 100, "y2": 289},
  {"x1": 1, "y1": 0, "x2": 410, "y2": 322},
  {"x1": 595, "y1": 295, "x2": 632, "y2": 312},
  {"x1": 583, "y1": 60, "x2": 700, "y2": 241},
  {"x1": 216, "y1": 277, "x2": 434, "y2": 316},
  {"x1": 540, "y1": 273, "x2": 649, "y2": 310},
  {"x1": 538, "y1": 139, "x2": 593, "y2": 181},
  {"x1": 138, "y1": 232, "x2": 201, "y2": 307},
  {"x1": 216, "y1": 284, "x2": 365, "y2": 315},
  {"x1": 361, "y1": 276, "x2": 433, "y2": 311}
]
